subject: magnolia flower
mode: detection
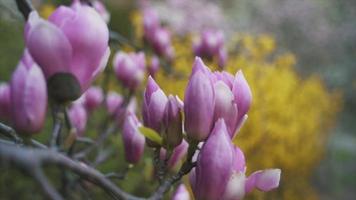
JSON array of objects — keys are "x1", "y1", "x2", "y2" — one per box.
[{"x1": 25, "y1": 0, "x2": 110, "y2": 102}]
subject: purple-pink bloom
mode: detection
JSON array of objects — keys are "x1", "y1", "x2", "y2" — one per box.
[
  {"x1": 143, "y1": 9, "x2": 174, "y2": 60},
  {"x1": 84, "y1": 86, "x2": 103, "y2": 112},
  {"x1": 0, "y1": 83, "x2": 11, "y2": 123},
  {"x1": 184, "y1": 57, "x2": 215, "y2": 141},
  {"x1": 163, "y1": 95, "x2": 183, "y2": 149},
  {"x1": 113, "y1": 51, "x2": 146, "y2": 90},
  {"x1": 122, "y1": 112, "x2": 145, "y2": 164},
  {"x1": 160, "y1": 139, "x2": 188, "y2": 170},
  {"x1": 148, "y1": 56, "x2": 160, "y2": 77},
  {"x1": 68, "y1": 103, "x2": 87, "y2": 136},
  {"x1": 172, "y1": 184, "x2": 190, "y2": 200},
  {"x1": 143, "y1": 76, "x2": 168, "y2": 132},
  {"x1": 232, "y1": 70, "x2": 252, "y2": 132},
  {"x1": 10, "y1": 50, "x2": 47, "y2": 134},
  {"x1": 193, "y1": 119, "x2": 234, "y2": 200},
  {"x1": 105, "y1": 91, "x2": 123, "y2": 117},
  {"x1": 25, "y1": 1, "x2": 110, "y2": 101}
]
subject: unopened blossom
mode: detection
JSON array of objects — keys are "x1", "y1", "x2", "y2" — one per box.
[
  {"x1": 193, "y1": 30, "x2": 228, "y2": 68},
  {"x1": 222, "y1": 146, "x2": 281, "y2": 200},
  {"x1": 143, "y1": 76, "x2": 168, "y2": 132},
  {"x1": 10, "y1": 50, "x2": 47, "y2": 134},
  {"x1": 68, "y1": 103, "x2": 87, "y2": 136},
  {"x1": 84, "y1": 86, "x2": 103, "y2": 112},
  {"x1": 193, "y1": 119, "x2": 234, "y2": 200},
  {"x1": 172, "y1": 184, "x2": 191, "y2": 200},
  {"x1": 0, "y1": 83, "x2": 11, "y2": 122},
  {"x1": 105, "y1": 91, "x2": 123, "y2": 116},
  {"x1": 184, "y1": 57, "x2": 215, "y2": 141},
  {"x1": 160, "y1": 139, "x2": 188, "y2": 170},
  {"x1": 163, "y1": 95, "x2": 183, "y2": 149},
  {"x1": 113, "y1": 51, "x2": 146, "y2": 90},
  {"x1": 25, "y1": 0, "x2": 110, "y2": 102},
  {"x1": 148, "y1": 56, "x2": 160, "y2": 77},
  {"x1": 122, "y1": 112, "x2": 145, "y2": 164},
  {"x1": 143, "y1": 9, "x2": 174, "y2": 60}
]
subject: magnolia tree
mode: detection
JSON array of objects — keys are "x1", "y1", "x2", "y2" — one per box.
[{"x1": 0, "y1": 0, "x2": 281, "y2": 199}]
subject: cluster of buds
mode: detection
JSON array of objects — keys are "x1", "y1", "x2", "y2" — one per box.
[
  {"x1": 193, "y1": 30, "x2": 228, "y2": 68},
  {"x1": 0, "y1": 50, "x2": 47, "y2": 135},
  {"x1": 141, "y1": 57, "x2": 280, "y2": 199},
  {"x1": 25, "y1": 0, "x2": 110, "y2": 102},
  {"x1": 113, "y1": 51, "x2": 146, "y2": 91},
  {"x1": 143, "y1": 9, "x2": 174, "y2": 60}
]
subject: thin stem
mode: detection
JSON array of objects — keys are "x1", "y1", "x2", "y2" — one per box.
[
  {"x1": 0, "y1": 122, "x2": 23, "y2": 144},
  {"x1": 149, "y1": 141, "x2": 199, "y2": 200},
  {"x1": 50, "y1": 105, "x2": 64, "y2": 149},
  {"x1": 32, "y1": 168, "x2": 63, "y2": 200}
]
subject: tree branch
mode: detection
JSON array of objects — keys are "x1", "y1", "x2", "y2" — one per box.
[{"x1": 0, "y1": 142, "x2": 144, "y2": 200}]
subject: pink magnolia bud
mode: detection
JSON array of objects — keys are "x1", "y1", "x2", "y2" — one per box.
[
  {"x1": 0, "y1": 83, "x2": 11, "y2": 123},
  {"x1": 172, "y1": 184, "x2": 191, "y2": 200},
  {"x1": 193, "y1": 30, "x2": 224, "y2": 59},
  {"x1": 148, "y1": 56, "x2": 160, "y2": 77},
  {"x1": 25, "y1": 1, "x2": 110, "y2": 102},
  {"x1": 150, "y1": 28, "x2": 175, "y2": 60},
  {"x1": 143, "y1": 8, "x2": 160, "y2": 40},
  {"x1": 105, "y1": 91, "x2": 123, "y2": 116},
  {"x1": 143, "y1": 9, "x2": 174, "y2": 60},
  {"x1": 245, "y1": 169, "x2": 281, "y2": 193},
  {"x1": 68, "y1": 103, "x2": 87, "y2": 136},
  {"x1": 167, "y1": 139, "x2": 188, "y2": 169},
  {"x1": 184, "y1": 57, "x2": 215, "y2": 141},
  {"x1": 113, "y1": 51, "x2": 146, "y2": 90},
  {"x1": 213, "y1": 81, "x2": 238, "y2": 137},
  {"x1": 160, "y1": 140, "x2": 188, "y2": 170},
  {"x1": 232, "y1": 70, "x2": 252, "y2": 131},
  {"x1": 222, "y1": 145, "x2": 281, "y2": 199},
  {"x1": 194, "y1": 119, "x2": 234, "y2": 200},
  {"x1": 84, "y1": 86, "x2": 103, "y2": 112},
  {"x1": 218, "y1": 48, "x2": 228, "y2": 69},
  {"x1": 10, "y1": 51, "x2": 47, "y2": 134},
  {"x1": 143, "y1": 76, "x2": 168, "y2": 132},
  {"x1": 163, "y1": 95, "x2": 183, "y2": 149},
  {"x1": 122, "y1": 112, "x2": 145, "y2": 164},
  {"x1": 92, "y1": 0, "x2": 110, "y2": 23}
]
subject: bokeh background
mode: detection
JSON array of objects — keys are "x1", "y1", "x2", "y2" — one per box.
[{"x1": 0, "y1": 0, "x2": 355, "y2": 199}]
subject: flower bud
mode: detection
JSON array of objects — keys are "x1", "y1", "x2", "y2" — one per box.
[
  {"x1": 113, "y1": 51, "x2": 146, "y2": 90},
  {"x1": 105, "y1": 91, "x2": 123, "y2": 116},
  {"x1": 184, "y1": 57, "x2": 215, "y2": 141},
  {"x1": 193, "y1": 30, "x2": 224, "y2": 59},
  {"x1": 167, "y1": 140, "x2": 188, "y2": 169},
  {"x1": 163, "y1": 95, "x2": 183, "y2": 149},
  {"x1": 218, "y1": 48, "x2": 228, "y2": 68},
  {"x1": 193, "y1": 119, "x2": 234, "y2": 200},
  {"x1": 148, "y1": 56, "x2": 160, "y2": 77},
  {"x1": 10, "y1": 51, "x2": 47, "y2": 134},
  {"x1": 213, "y1": 81, "x2": 238, "y2": 137},
  {"x1": 25, "y1": 1, "x2": 110, "y2": 102},
  {"x1": 172, "y1": 184, "x2": 191, "y2": 200},
  {"x1": 122, "y1": 112, "x2": 145, "y2": 164},
  {"x1": 160, "y1": 140, "x2": 188, "y2": 170},
  {"x1": 232, "y1": 70, "x2": 252, "y2": 129},
  {"x1": 0, "y1": 83, "x2": 11, "y2": 123},
  {"x1": 245, "y1": 169, "x2": 281, "y2": 193},
  {"x1": 68, "y1": 103, "x2": 87, "y2": 136},
  {"x1": 84, "y1": 86, "x2": 103, "y2": 112},
  {"x1": 143, "y1": 76, "x2": 168, "y2": 132}
]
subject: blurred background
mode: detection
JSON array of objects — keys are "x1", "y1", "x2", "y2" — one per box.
[{"x1": 0, "y1": 0, "x2": 355, "y2": 199}]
